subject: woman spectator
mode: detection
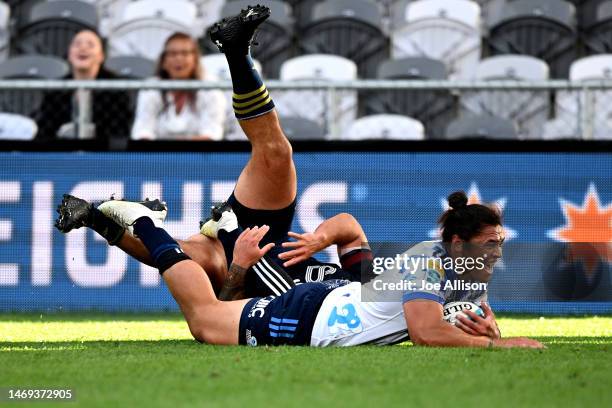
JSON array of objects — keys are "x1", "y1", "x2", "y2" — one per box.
[
  {"x1": 131, "y1": 32, "x2": 226, "y2": 141},
  {"x1": 35, "y1": 30, "x2": 132, "y2": 143}
]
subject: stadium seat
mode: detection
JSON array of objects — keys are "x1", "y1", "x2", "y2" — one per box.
[
  {"x1": 486, "y1": 0, "x2": 577, "y2": 78},
  {"x1": 460, "y1": 55, "x2": 550, "y2": 139},
  {"x1": 363, "y1": 57, "x2": 456, "y2": 139},
  {"x1": 544, "y1": 54, "x2": 612, "y2": 139},
  {"x1": 107, "y1": 0, "x2": 198, "y2": 61},
  {"x1": 0, "y1": 1, "x2": 9, "y2": 62},
  {"x1": 389, "y1": 0, "x2": 412, "y2": 32},
  {"x1": 472, "y1": 0, "x2": 506, "y2": 25},
  {"x1": 571, "y1": 0, "x2": 609, "y2": 29},
  {"x1": 105, "y1": 55, "x2": 156, "y2": 79},
  {"x1": 445, "y1": 114, "x2": 519, "y2": 139},
  {"x1": 583, "y1": 0, "x2": 612, "y2": 53},
  {"x1": 392, "y1": 0, "x2": 482, "y2": 80},
  {"x1": 342, "y1": 114, "x2": 425, "y2": 140},
  {"x1": 5, "y1": 0, "x2": 43, "y2": 29},
  {"x1": 200, "y1": 54, "x2": 264, "y2": 141},
  {"x1": 280, "y1": 116, "x2": 326, "y2": 140},
  {"x1": 0, "y1": 55, "x2": 69, "y2": 116},
  {"x1": 13, "y1": 0, "x2": 99, "y2": 58},
  {"x1": 76, "y1": 0, "x2": 131, "y2": 37},
  {"x1": 275, "y1": 54, "x2": 358, "y2": 140},
  {"x1": 200, "y1": 54, "x2": 263, "y2": 81},
  {"x1": 0, "y1": 112, "x2": 38, "y2": 140},
  {"x1": 0, "y1": 54, "x2": 69, "y2": 79},
  {"x1": 188, "y1": 0, "x2": 225, "y2": 32},
  {"x1": 280, "y1": 0, "x2": 324, "y2": 27},
  {"x1": 299, "y1": 0, "x2": 389, "y2": 78}
]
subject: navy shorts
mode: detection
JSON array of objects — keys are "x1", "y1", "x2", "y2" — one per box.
[
  {"x1": 227, "y1": 192, "x2": 296, "y2": 246},
  {"x1": 239, "y1": 280, "x2": 348, "y2": 346}
]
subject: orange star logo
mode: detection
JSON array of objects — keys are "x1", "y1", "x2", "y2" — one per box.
[{"x1": 548, "y1": 184, "x2": 612, "y2": 277}]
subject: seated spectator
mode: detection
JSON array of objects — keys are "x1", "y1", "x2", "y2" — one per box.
[
  {"x1": 35, "y1": 30, "x2": 133, "y2": 143},
  {"x1": 131, "y1": 32, "x2": 226, "y2": 141}
]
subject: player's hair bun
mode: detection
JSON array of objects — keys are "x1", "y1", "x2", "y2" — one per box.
[{"x1": 448, "y1": 191, "x2": 468, "y2": 210}]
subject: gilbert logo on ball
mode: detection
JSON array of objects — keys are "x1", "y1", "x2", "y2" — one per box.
[{"x1": 443, "y1": 301, "x2": 485, "y2": 325}]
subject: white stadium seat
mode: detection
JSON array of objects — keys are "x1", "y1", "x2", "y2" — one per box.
[
  {"x1": 0, "y1": 1, "x2": 9, "y2": 62},
  {"x1": 544, "y1": 55, "x2": 612, "y2": 140},
  {"x1": 73, "y1": 0, "x2": 130, "y2": 36},
  {"x1": 461, "y1": 55, "x2": 550, "y2": 139},
  {"x1": 392, "y1": 0, "x2": 482, "y2": 79},
  {"x1": 343, "y1": 114, "x2": 425, "y2": 140},
  {"x1": 201, "y1": 55, "x2": 263, "y2": 81},
  {"x1": 0, "y1": 113, "x2": 38, "y2": 140},
  {"x1": 107, "y1": 0, "x2": 198, "y2": 60},
  {"x1": 200, "y1": 54, "x2": 264, "y2": 141},
  {"x1": 189, "y1": 0, "x2": 225, "y2": 32},
  {"x1": 276, "y1": 54, "x2": 358, "y2": 139}
]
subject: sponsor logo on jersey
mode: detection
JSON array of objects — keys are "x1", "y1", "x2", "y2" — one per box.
[
  {"x1": 425, "y1": 258, "x2": 445, "y2": 279},
  {"x1": 245, "y1": 329, "x2": 257, "y2": 347},
  {"x1": 305, "y1": 265, "x2": 338, "y2": 282},
  {"x1": 426, "y1": 269, "x2": 442, "y2": 284},
  {"x1": 248, "y1": 297, "x2": 274, "y2": 318}
]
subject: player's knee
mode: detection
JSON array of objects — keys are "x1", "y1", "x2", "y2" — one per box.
[
  {"x1": 190, "y1": 323, "x2": 213, "y2": 344},
  {"x1": 268, "y1": 139, "x2": 292, "y2": 161},
  {"x1": 337, "y1": 212, "x2": 358, "y2": 224},
  {"x1": 257, "y1": 139, "x2": 293, "y2": 170}
]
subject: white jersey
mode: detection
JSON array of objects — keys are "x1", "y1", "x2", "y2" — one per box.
[{"x1": 310, "y1": 241, "x2": 488, "y2": 347}]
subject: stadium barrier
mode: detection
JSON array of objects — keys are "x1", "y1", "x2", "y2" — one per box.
[
  {"x1": 2, "y1": 79, "x2": 612, "y2": 141},
  {"x1": 0, "y1": 150, "x2": 609, "y2": 314}
]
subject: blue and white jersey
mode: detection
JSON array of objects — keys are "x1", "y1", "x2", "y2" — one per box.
[
  {"x1": 400, "y1": 241, "x2": 488, "y2": 306},
  {"x1": 310, "y1": 241, "x2": 488, "y2": 347}
]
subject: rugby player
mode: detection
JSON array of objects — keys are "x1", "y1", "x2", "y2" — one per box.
[
  {"x1": 56, "y1": 5, "x2": 543, "y2": 348},
  {"x1": 55, "y1": 4, "x2": 371, "y2": 299},
  {"x1": 93, "y1": 183, "x2": 542, "y2": 348}
]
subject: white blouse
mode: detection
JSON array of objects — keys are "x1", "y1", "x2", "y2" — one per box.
[{"x1": 131, "y1": 86, "x2": 226, "y2": 141}]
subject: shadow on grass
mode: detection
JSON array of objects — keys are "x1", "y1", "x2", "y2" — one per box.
[
  {"x1": 0, "y1": 313, "x2": 185, "y2": 322},
  {"x1": 1, "y1": 336, "x2": 610, "y2": 352},
  {"x1": 0, "y1": 340, "x2": 201, "y2": 352}
]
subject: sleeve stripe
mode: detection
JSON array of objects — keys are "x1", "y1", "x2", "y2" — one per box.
[{"x1": 402, "y1": 292, "x2": 445, "y2": 305}]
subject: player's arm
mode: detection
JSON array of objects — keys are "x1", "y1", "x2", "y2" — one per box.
[
  {"x1": 404, "y1": 300, "x2": 492, "y2": 347},
  {"x1": 404, "y1": 301, "x2": 543, "y2": 348},
  {"x1": 279, "y1": 213, "x2": 367, "y2": 267},
  {"x1": 218, "y1": 226, "x2": 275, "y2": 301}
]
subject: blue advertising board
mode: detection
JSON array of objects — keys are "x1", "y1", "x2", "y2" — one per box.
[{"x1": 0, "y1": 152, "x2": 610, "y2": 313}]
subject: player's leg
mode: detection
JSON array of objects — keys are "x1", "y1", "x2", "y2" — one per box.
[
  {"x1": 55, "y1": 194, "x2": 228, "y2": 291},
  {"x1": 209, "y1": 6, "x2": 296, "y2": 211},
  {"x1": 97, "y1": 199, "x2": 248, "y2": 344},
  {"x1": 161, "y1": 258, "x2": 247, "y2": 344}
]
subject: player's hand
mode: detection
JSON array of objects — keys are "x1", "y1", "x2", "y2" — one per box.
[
  {"x1": 278, "y1": 231, "x2": 328, "y2": 267},
  {"x1": 456, "y1": 302, "x2": 502, "y2": 339},
  {"x1": 492, "y1": 337, "x2": 545, "y2": 349},
  {"x1": 232, "y1": 225, "x2": 275, "y2": 269}
]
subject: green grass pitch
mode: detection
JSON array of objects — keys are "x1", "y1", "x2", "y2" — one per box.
[{"x1": 1, "y1": 314, "x2": 610, "y2": 407}]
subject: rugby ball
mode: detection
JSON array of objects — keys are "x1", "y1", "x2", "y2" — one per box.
[{"x1": 443, "y1": 301, "x2": 485, "y2": 325}]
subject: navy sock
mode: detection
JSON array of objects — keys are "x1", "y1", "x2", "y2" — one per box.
[
  {"x1": 133, "y1": 217, "x2": 190, "y2": 274},
  {"x1": 225, "y1": 52, "x2": 275, "y2": 120}
]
